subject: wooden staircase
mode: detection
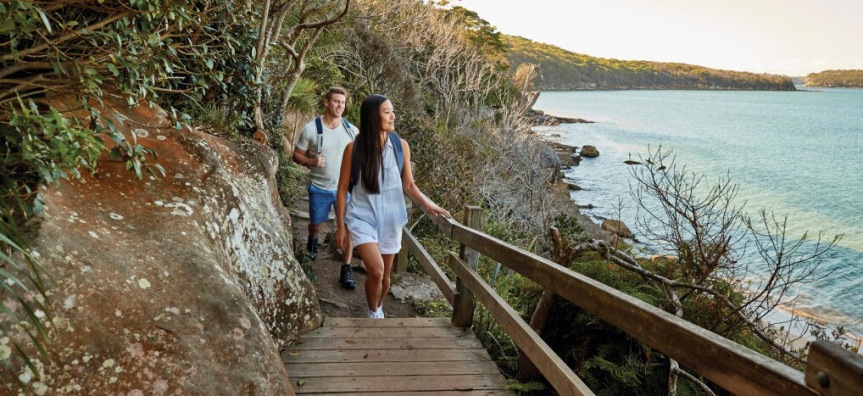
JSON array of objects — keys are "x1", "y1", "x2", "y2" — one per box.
[{"x1": 283, "y1": 317, "x2": 513, "y2": 395}]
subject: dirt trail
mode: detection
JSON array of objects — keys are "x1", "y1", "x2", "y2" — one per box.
[{"x1": 292, "y1": 196, "x2": 417, "y2": 319}]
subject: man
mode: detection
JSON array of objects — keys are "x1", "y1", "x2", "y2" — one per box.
[{"x1": 293, "y1": 87, "x2": 359, "y2": 290}]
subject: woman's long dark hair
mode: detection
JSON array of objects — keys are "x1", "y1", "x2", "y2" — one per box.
[{"x1": 355, "y1": 94, "x2": 389, "y2": 194}]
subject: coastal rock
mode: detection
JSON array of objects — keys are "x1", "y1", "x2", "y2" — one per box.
[
  {"x1": 539, "y1": 144, "x2": 561, "y2": 169},
  {"x1": 6, "y1": 97, "x2": 320, "y2": 395},
  {"x1": 390, "y1": 273, "x2": 446, "y2": 303},
  {"x1": 580, "y1": 145, "x2": 600, "y2": 158},
  {"x1": 527, "y1": 109, "x2": 594, "y2": 125},
  {"x1": 565, "y1": 182, "x2": 583, "y2": 191},
  {"x1": 571, "y1": 154, "x2": 583, "y2": 166},
  {"x1": 601, "y1": 219, "x2": 635, "y2": 238}
]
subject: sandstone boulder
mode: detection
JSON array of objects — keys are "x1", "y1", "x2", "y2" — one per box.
[
  {"x1": 5, "y1": 97, "x2": 320, "y2": 395},
  {"x1": 601, "y1": 219, "x2": 634, "y2": 238},
  {"x1": 580, "y1": 145, "x2": 599, "y2": 158}
]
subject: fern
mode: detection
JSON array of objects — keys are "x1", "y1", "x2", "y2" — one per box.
[{"x1": 505, "y1": 379, "x2": 547, "y2": 395}]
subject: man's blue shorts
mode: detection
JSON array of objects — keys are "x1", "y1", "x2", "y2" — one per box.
[{"x1": 308, "y1": 184, "x2": 350, "y2": 226}]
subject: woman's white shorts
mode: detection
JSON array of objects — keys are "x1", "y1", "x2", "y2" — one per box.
[{"x1": 347, "y1": 218, "x2": 402, "y2": 255}]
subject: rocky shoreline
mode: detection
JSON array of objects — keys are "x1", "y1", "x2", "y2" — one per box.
[
  {"x1": 537, "y1": 136, "x2": 631, "y2": 244},
  {"x1": 536, "y1": 124, "x2": 863, "y2": 353},
  {"x1": 527, "y1": 108, "x2": 594, "y2": 125}
]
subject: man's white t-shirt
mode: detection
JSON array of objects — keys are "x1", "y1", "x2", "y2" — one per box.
[{"x1": 296, "y1": 118, "x2": 358, "y2": 191}]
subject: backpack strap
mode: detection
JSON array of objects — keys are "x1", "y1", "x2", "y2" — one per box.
[
  {"x1": 388, "y1": 131, "x2": 405, "y2": 177},
  {"x1": 314, "y1": 117, "x2": 323, "y2": 135},
  {"x1": 342, "y1": 119, "x2": 355, "y2": 139}
]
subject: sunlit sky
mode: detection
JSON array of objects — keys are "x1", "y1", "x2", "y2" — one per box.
[{"x1": 452, "y1": 0, "x2": 863, "y2": 76}]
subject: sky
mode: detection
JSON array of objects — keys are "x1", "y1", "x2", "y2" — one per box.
[{"x1": 451, "y1": 0, "x2": 863, "y2": 76}]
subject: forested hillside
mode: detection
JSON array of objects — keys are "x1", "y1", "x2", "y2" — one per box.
[
  {"x1": 805, "y1": 70, "x2": 863, "y2": 88},
  {"x1": 504, "y1": 35, "x2": 796, "y2": 91}
]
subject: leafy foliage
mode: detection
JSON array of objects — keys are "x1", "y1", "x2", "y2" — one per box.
[
  {"x1": 505, "y1": 378, "x2": 548, "y2": 395},
  {"x1": 0, "y1": 0, "x2": 265, "y2": 390}
]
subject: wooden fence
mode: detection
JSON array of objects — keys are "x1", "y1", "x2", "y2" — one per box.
[{"x1": 395, "y1": 203, "x2": 863, "y2": 396}]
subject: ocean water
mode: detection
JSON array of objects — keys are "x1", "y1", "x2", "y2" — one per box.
[{"x1": 535, "y1": 89, "x2": 863, "y2": 336}]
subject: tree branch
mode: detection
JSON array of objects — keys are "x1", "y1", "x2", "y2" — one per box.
[{"x1": 2, "y1": 11, "x2": 134, "y2": 62}]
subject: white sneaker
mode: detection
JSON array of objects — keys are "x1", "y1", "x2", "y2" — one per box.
[
  {"x1": 368, "y1": 309, "x2": 378, "y2": 319},
  {"x1": 375, "y1": 305, "x2": 384, "y2": 319}
]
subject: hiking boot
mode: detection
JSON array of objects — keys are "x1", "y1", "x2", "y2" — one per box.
[
  {"x1": 339, "y1": 264, "x2": 356, "y2": 290},
  {"x1": 307, "y1": 237, "x2": 319, "y2": 261}
]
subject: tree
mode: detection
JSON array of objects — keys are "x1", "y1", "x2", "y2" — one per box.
[
  {"x1": 249, "y1": 0, "x2": 351, "y2": 139},
  {"x1": 616, "y1": 146, "x2": 842, "y2": 394}
]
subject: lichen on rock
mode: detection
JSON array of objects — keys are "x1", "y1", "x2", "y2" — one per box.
[{"x1": 2, "y1": 97, "x2": 319, "y2": 395}]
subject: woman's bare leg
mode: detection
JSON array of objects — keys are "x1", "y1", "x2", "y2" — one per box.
[
  {"x1": 379, "y1": 254, "x2": 395, "y2": 308},
  {"x1": 356, "y1": 243, "x2": 384, "y2": 311}
]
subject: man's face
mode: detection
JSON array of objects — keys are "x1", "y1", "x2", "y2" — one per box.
[{"x1": 323, "y1": 94, "x2": 346, "y2": 118}]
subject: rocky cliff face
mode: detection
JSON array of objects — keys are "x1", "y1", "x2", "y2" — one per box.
[{"x1": 5, "y1": 98, "x2": 319, "y2": 394}]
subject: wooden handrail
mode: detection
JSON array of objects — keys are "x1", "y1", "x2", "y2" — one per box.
[
  {"x1": 402, "y1": 227, "x2": 456, "y2": 305},
  {"x1": 448, "y1": 252, "x2": 595, "y2": 396},
  {"x1": 400, "y1": 202, "x2": 862, "y2": 396},
  {"x1": 805, "y1": 340, "x2": 863, "y2": 396}
]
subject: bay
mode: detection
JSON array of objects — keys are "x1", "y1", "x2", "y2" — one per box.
[{"x1": 535, "y1": 88, "x2": 863, "y2": 336}]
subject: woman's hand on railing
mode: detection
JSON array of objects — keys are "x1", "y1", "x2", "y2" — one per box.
[
  {"x1": 425, "y1": 203, "x2": 451, "y2": 219},
  {"x1": 336, "y1": 225, "x2": 349, "y2": 251}
]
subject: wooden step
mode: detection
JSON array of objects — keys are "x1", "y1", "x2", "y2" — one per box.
[
  {"x1": 292, "y1": 374, "x2": 508, "y2": 394},
  {"x1": 283, "y1": 348, "x2": 493, "y2": 364},
  {"x1": 285, "y1": 317, "x2": 512, "y2": 394}
]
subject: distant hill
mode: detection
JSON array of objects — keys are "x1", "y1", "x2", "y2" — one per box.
[
  {"x1": 504, "y1": 35, "x2": 795, "y2": 91},
  {"x1": 805, "y1": 70, "x2": 863, "y2": 88}
]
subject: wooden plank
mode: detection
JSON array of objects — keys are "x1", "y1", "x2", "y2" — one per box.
[
  {"x1": 310, "y1": 325, "x2": 472, "y2": 338},
  {"x1": 282, "y1": 348, "x2": 493, "y2": 363},
  {"x1": 292, "y1": 374, "x2": 508, "y2": 393},
  {"x1": 290, "y1": 336, "x2": 483, "y2": 351},
  {"x1": 452, "y1": 206, "x2": 483, "y2": 327},
  {"x1": 322, "y1": 317, "x2": 451, "y2": 327},
  {"x1": 303, "y1": 391, "x2": 512, "y2": 396},
  {"x1": 805, "y1": 340, "x2": 863, "y2": 396},
  {"x1": 403, "y1": 227, "x2": 457, "y2": 305},
  {"x1": 449, "y1": 223, "x2": 817, "y2": 396},
  {"x1": 285, "y1": 360, "x2": 501, "y2": 377},
  {"x1": 449, "y1": 253, "x2": 594, "y2": 396}
]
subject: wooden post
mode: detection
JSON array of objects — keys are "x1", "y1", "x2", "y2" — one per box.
[
  {"x1": 451, "y1": 205, "x2": 484, "y2": 328},
  {"x1": 395, "y1": 234, "x2": 410, "y2": 274},
  {"x1": 805, "y1": 340, "x2": 863, "y2": 396}
]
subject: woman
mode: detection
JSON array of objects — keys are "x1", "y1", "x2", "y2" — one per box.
[{"x1": 335, "y1": 94, "x2": 451, "y2": 318}]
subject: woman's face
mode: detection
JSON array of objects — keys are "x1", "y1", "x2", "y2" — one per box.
[{"x1": 379, "y1": 100, "x2": 395, "y2": 132}]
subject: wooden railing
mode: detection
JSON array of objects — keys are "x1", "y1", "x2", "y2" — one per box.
[{"x1": 395, "y1": 203, "x2": 863, "y2": 396}]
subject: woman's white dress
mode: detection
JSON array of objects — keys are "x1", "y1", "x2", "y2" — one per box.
[{"x1": 346, "y1": 137, "x2": 408, "y2": 254}]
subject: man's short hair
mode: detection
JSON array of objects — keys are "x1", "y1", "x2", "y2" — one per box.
[{"x1": 324, "y1": 86, "x2": 348, "y2": 102}]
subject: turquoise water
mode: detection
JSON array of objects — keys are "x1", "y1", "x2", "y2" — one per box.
[{"x1": 535, "y1": 89, "x2": 863, "y2": 335}]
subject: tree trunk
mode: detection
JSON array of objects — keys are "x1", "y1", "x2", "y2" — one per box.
[{"x1": 516, "y1": 289, "x2": 557, "y2": 381}]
